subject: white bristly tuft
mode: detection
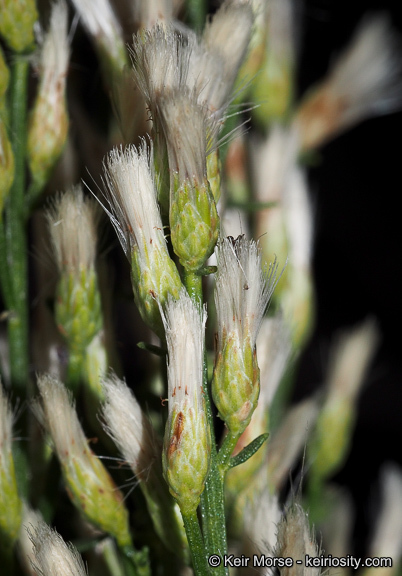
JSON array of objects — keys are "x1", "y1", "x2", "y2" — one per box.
[
  {"x1": 46, "y1": 185, "x2": 99, "y2": 275},
  {"x1": 101, "y1": 140, "x2": 166, "y2": 257},
  {"x1": 161, "y1": 290, "x2": 206, "y2": 415},
  {"x1": 28, "y1": 519, "x2": 87, "y2": 576},
  {"x1": 243, "y1": 490, "x2": 281, "y2": 560},
  {"x1": 131, "y1": 26, "x2": 192, "y2": 116},
  {"x1": 102, "y1": 374, "x2": 158, "y2": 481},
  {"x1": 159, "y1": 89, "x2": 211, "y2": 185},
  {"x1": 275, "y1": 503, "x2": 320, "y2": 576},
  {"x1": 215, "y1": 235, "x2": 278, "y2": 348}
]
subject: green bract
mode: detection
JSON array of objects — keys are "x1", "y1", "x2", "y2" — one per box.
[{"x1": 170, "y1": 177, "x2": 219, "y2": 272}]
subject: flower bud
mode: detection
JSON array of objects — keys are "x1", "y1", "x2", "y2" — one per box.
[
  {"x1": 251, "y1": 0, "x2": 294, "y2": 126},
  {"x1": 36, "y1": 374, "x2": 132, "y2": 548},
  {"x1": 27, "y1": 0, "x2": 69, "y2": 191},
  {"x1": 0, "y1": 382, "x2": 22, "y2": 546},
  {"x1": 309, "y1": 319, "x2": 379, "y2": 483},
  {"x1": 101, "y1": 141, "x2": 183, "y2": 337},
  {"x1": 212, "y1": 236, "x2": 278, "y2": 436},
  {"x1": 102, "y1": 374, "x2": 189, "y2": 561},
  {"x1": 47, "y1": 186, "x2": 103, "y2": 355},
  {"x1": 0, "y1": 117, "x2": 14, "y2": 214},
  {"x1": 0, "y1": 0, "x2": 38, "y2": 53},
  {"x1": 294, "y1": 16, "x2": 402, "y2": 149},
  {"x1": 159, "y1": 90, "x2": 219, "y2": 272},
  {"x1": 161, "y1": 291, "x2": 210, "y2": 515},
  {"x1": 0, "y1": 46, "x2": 10, "y2": 101}
]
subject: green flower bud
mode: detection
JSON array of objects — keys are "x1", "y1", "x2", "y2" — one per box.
[
  {"x1": 213, "y1": 333, "x2": 259, "y2": 437},
  {"x1": 309, "y1": 320, "x2": 378, "y2": 483},
  {"x1": 102, "y1": 142, "x2": 184, "y2": 338},
  {"x1": 213, "y1": 236, "x2": 278, "y2": 436},
  {"x1": 170, "y1": 175, "x2": 219, "y2": 272},
  {"x1": 27, "y1": 0, "x2": 69, "y2": 190},
  {"x1": 0, "y1": 384, "x2": 22, "y2": 546},
  {"x1": 161, "y1": 291, "x2": 210, "y2": 515},
  {"x1": 0, "y1": 46, "x2": 10, "y2": 99},
  {"x1": 130, "y1": 241, "x2": 183, "y2": 338},
  {"x1": 163, "y1": 399, "x2": 210, "y2": 516},
  {"x1": 0, "y1": 117, "x2": 14, "y2": 214},
  {"x1": 159, "y1": 90, "x2": 220, "y2": 272},
  {"x1": 37, "y1": 375, "x2": 132, "y2": 548},
  {"x1": 206, "y1": 149, "x2": 221, "y2": 204},
  {"x1": 0, "y1": 0, "x2": 38, "y2": 53},
  {"x1": 252, "y1": 53, "x2": 293, "y2": 126},
  {"x1": 309, "y1": 394, "x2": 354, "y2": 483},
  {"x1": 47, "y1": 186, "x2": 103, "y2": 355},
  {"x1": 55, "y1": 268, "x2": 102, "y2": 354}
]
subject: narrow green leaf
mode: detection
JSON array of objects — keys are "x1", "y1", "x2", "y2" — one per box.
[{"x1": 228, "y1": 433, "x2": 269, "y2": 469}]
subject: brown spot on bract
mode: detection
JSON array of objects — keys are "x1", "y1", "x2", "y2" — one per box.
[{"x1": 168, "y1": 411, "x2": 185, "y2": 458}]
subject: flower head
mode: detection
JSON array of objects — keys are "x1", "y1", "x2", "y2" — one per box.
[
  {"x1": 0, "y1": 381, "x2": 22, "y2": 545},
  {"x1": 161, "y1": 290, "x2": 210, "y2": 514},
  {"x1": 101, "y1": 140, "x2": 183, "y2": 336},
  {"x1": 295, "y1": 15, "x2": 402, "y2": 149},
  {"x1": 27, "y1": 0, "x2": 69, "y2": 189},
  {"x1": 36, "y1": 374, "x2": 131, "y2": 547},
  {"x1": 212, "y1": 235, "x2": 278, "y2": 435}
]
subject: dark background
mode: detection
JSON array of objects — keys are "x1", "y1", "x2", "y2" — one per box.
[{"x1": 293, "y1": 0, "x2": 402, "y2": 554}]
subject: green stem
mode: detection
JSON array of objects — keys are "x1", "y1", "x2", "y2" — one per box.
[
  {"x1": 6, "y1": 55, "x2": 30, "y2": 396},
  {"x1": 183, "y1": 270, "x2": 203, "y2": 306},
  {"x1": 0, "y1": 220, "x2": 14, "y2": 309},
  {"x1": 217, "y1": 432, "x2": 239, "y2": 477},
  {"x1": 100, "y1": 539, "x2": 125, "y2": 576},
  {"x1": 67, "y1": 350, "x2": 83, "y2": 394},
  {"x1": 183, "y1": 266, "x2": 229, "y2": 575},
  {"x1": 182, "y1": 510, "x2": 210, "y2": 576}
]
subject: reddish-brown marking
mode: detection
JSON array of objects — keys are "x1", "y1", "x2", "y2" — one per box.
[{"x1": 168, "y1": 411, "x2": 185, "y2": 458}]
